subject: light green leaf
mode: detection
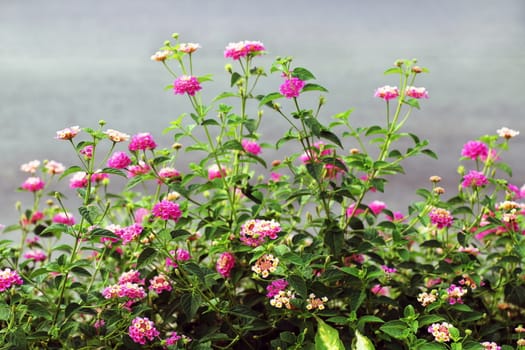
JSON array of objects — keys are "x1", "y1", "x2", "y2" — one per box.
[
  {"x1": 352, "y1": 329, "x2": 375, "y2": 350},
  {"x1": 314, "y1": 317, "x2": 345, "y2": 350}
]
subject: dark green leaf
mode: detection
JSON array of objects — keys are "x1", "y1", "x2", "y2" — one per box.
[
  {"x1": 288, "y1": 274, "x2": 307, "y2": 298},
  {"x1": 292, "y1": 67, "x2": 316, "y2": 81},
  {"x1": 137, "y1": 247, "x2": 157, "y2": 268},
  {"x1": 302, "y1": 83, "x2": 328, "y2": 93}
]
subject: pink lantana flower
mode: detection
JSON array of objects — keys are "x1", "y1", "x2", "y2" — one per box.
[
  {"x1": 461, "y1": 140, "x2": 488, "y2": 160},
  {"x1": 369, "y1": 200, "x2": 386, "y2": 215},
  {"x1": 152, "y1": 200, "x2": 182, "y2": 221},
  {"x1": 21, "y1": 177, "x2": 45, "y2": 192},
  {"x1": 45, "y1": 160, "x2": 65, "y2": 175},
  {"x1": 241, "y1": 139, "x2": 262, "y2": 155},
  {"x1": 216, "y1": 252, "x2": 235, "y2": 278},
  {"x1": 428, "y1": 322, "x2": 453, "y2": 343},
  {"x1": 128, "y1": 317, "x2": 160, "y2": 345},
  {"x1": 107, "y1": 151, "x2": 131, "y2": 169},
  {"x1": 405, "y1": 86, "x2": 429, "y2": 99},
  {"x1": 149, "y1": 274, "x2": 172, "y2": 294},
  {"x1": 239, "y1": 219, "x2": 281, "y2": 247},
  {"x1": 224, "y1": 40, "x2": 265, "y2": 60},
  {"x1": 104, "y1": 129, "x2": 130, "y2": 143},
  {"x1": 157, "y1": 167, "x2": 181, "y2": 183},
  {"x1": 374, "y1": 85, "x2": 399, "y2": 101},
  {"x1": 279, "y1": 77, "x2": 305, "y2": 99},
  {"x1": 127, "y1": 161, "x2": 151, "y2": 177},
  {"x1": 23, "y1": 250, "x2": 47, "y2": 262},
  {"x1": 179, "y1": 43, "x2": 201, "y2": 53},
  {"x1": 462, "y1": 170, "x2": 488, "y2": 188},
  {"x1": 208, "y1": 164, "x2": 227, "y2": 180},
  {"x1": 266, "y1": 279, "x2": 289, "y2": 298},
  {"x1": 79, "y1": 145, "x2": 93, "y2": 159},
  {"x1": 52, "y1": 212, "x2": 75, "y2": 226},
  {"x1": 0, "y1": 268, "x2": 23, "y2": 292},
  {"x1": 55, "y1": 126, "x2": 81, "y2": 140},
  {"x1": 69, "y1": 172, "x2": 88, "y2": 189},
  {"x1": 20, "y1": 160, "x2": 40, "y2": 173},
  {"x1": 129, "y1": 132, "x2": 157, "y2": 152},
  {"x1": 174, "y1": 75, "x2": 202, "y2": 96},
  {"x1": 429, "y1": 208, "x2": 453, "y2": 229}
]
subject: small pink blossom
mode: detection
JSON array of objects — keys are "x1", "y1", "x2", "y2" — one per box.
[
  {"x1": 45, "y1": 160, "x2": 65, "y2": 175},
  {"x1": 429, "y1": 208, "x2": 453, "y2": 229},
  {"x1": 428, "y1": 322, "x2": 453, "y2": 342},
  {"x1": 149, "y1": 274, "x2": 172, "y2": 294},
  {"x1": 224, "y1": 40, "x2": 265, "y2": 60},
  {"x1": 0, "y1": 268, "x2": 23, "y2": 292},
  {"x1": 266, "y1": 279, "x2": 289, "y2": 298},
  {"x1": 118, "y1": 270, "x2": 144, "y2": 285},
  {"x1": 107, "y1": 151, "x2": 131, "y2": 169},
  {"x1": 52, "y1": 212, "x2": 75, "y2": 226},
  {"x1": 241, "y1": 139, "x2": 262, "y2": 155},
  {"x1": 69, "y1": 172, "x2": 88, "y2": 189},
  {"x1": 23, "y1": 249, "x2": 47, "y2": 262},
  {"x1": 165, "y1": 332, "x2": 182, "y2": 346},
  {"x1": 387, "y1": 211, "x2": 405, "y2": 222},
  {"x1": 134, "y1": 208, "x2": 149, "y2": 224},
  {"x1": 369, "y1": 200, "x2": 386, "y2": 215},
  {"x1": 405, "y1": 86, "x2": 429, "y2": 99},
  {"x1": 239, "y1": 219, "x2": 281, "y2": 247},
  {"x1": 381, "y1": 265, "x2": 397, "y2": 274},
  {"x1": 346, "y1": 203, "x2": 364, "y2": 217},
  {"x1": 114, "y1": 223, "x2": 143, "y2": 244},
  {"x1": 374, "y1": 85, "x2": 399, "y2": 101},
  {"x1": 462, "y1": 170, "x2": 488, "y2": 188},
  {"x1": 104, "y1": 129, "x2": 130, "y2": 142},
  {"x1": 480, "y1": 342, "x2": 501, "y2": 350},
  {"x1": 461, "y1": 140, "x2": 488, "y2": 160},
  {"x1": 446, "y1": 284, "x2": 467, "y2": 304},
  {"x1": 80, "y1": 145, "x2": 93, "y2": 159},
  {"x1": 128, "y1": 317, "x2": 160, "y2": 345},
  {"x1": 216, "y1": 252, "x2": 235, "y2": 278},
  {"x1": 129, "y1": 132, "x2": 157, "y2": 152},
  {"x1": 102, "y1": 282, "x2": 146, "y2": 300},
  {"x1": 91, "y1": 170, "x2": 109, "y2": 184},
  {"x1": 55, "y1": 126, "x2": 81, "y2": 140},
  {"x1": 270, "y1": 172, "x2": 283, "y2": 182},
  {"x1": 208, "y1": 164, "x2": 227, "y2": 180},
  {"x1": 371, "y1": 284, "x2": 390, "y2": 296},
  {"x1": 93, "y1": 319, "x2": 105, "y2": 329},
  {"x1": 150, "y1": 50, "x2": 170, "y2": 62},
  {"x1": 174, "y1": 75, "x2": 202, "y2": 96},
  {"x1": 279, "y1": 77, "x2": 305, "y2": 99},
  {"x1": 127, "y1": 161, "x2": 151, "y2": 177},
  {"x1": 152, "y1": 200, "x2": 182, "y2": 221},
  {"x1": 496, "y1": 127, "x2": 519, "y2": 140},
  {"x1": 157, "y1": 167, "x2": 181, "y2": 183},
  {"x1": 20, "y1": 160, "x2": 40, "y2": 173},
  {"x1": 179, "y1": 42, "x2": 201, "y2": 53},
  {"x1": 21, "y1": 177, "x2": 45, "y2": 192}
]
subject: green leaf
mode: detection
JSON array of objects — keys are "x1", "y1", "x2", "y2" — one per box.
[
  {"x1": 222, "y1": 139, "x2": 243, "y2": 151},
  {"x1": 379, "y1": 320, "x2": 408, "y2": 339},
  {"x1": 99, "y1": 167, "x2": 127, "y2": 177},
  {"x1": 319, "y1": 130, "x2": 343, "y2": 148},
  {"x1": 384, "y1": 67, "x2": 403, "y2": 75},
  {"x1": 0, "y1": 302, "x2": 10, "y2": 321},
  {"x1": 258, "y1": 92, "x2": 283, "y2": 107},
  {"x1": 418, "y1": 343, "x2": 448, "y2": 350},
  {"x1": 288, "y1": 274, "x2": 307, "y2": 298},
  {"x1": 230, "y1": 72, "x2": 242, "y2": 87},
  {"x1": 314, "y1": 317, "x2": 345, "y2": 350},
  {"x1": 352, "y1": 329, "x2": 375, "y2": 350},
  {"x1": 137, "y1": 247, "x2": 157, "y2": 268},
  {"x1": 418, "y1": 315, "x2": 446, "y2": 327},
  {"x1": 212, "y1": 91, "x2": 237, "y2": 102},
  {"x1": 181, "y1": 292, "x2": 202, "y2": 320},
  {"x1": 292, "y1": 67, "x2": 316, "y2": 81},
  {"x1": 78, "y1": 206, "x2": 99, "y2": 225},
  {"x1": 302, "y1": 83, "x2": 328, "y2": 93},
  {"x1": 58, "y1": 165, "x2": 83, "y2": 180}
]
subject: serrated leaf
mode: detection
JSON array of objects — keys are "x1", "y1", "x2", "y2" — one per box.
[
  {"x1": 181, "y1": 292, "x2": 202, "y2": 320},
  {"x1": 288, "y1": 274, "x2": 307, "y2": 298},
  {"x1": 314, "y1": 317, "x2": 345, "y2": 350},
  {"x1": 100, "y1": 167, "x2": 127, "y2": 177},
  {"x1": 137, "y1": 247, "x2": 157, "y2": 267},
  {"x1": 59, "y1": 166, "x2": 84, "y2": 180}
]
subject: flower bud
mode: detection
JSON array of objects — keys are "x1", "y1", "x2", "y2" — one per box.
[
  {"x1": 46, "y1": 199, "x2": 54, "y2": 206},
  {"x1": 412, "y1": 66, "x2": 423, "y2": 74},
  {"x1": 394, "y1": 59, "x2": 403, "y2": 67},
  {"x1": 272, "y1": 160, "x2": 281, "y2": 167},
  {"x1": 172, "y1": 142, "x2": 183, "y2": 150},
  {"x1": 429, "y1": 175, "x2": 442, "y2": 183},
  {"x1": 350, "y1": 148, "x2": 360, "y2": 155},
  {"x1": 433, "y1": 187, "x2": 445, "y2": 195},
  {"x1": 225, "y1": 64, "x2": 233, "y2": 74},
  {"x1": 98, "y1": 119, "x2": 106, "y2": 127},
  {"x1": 171, "y1": 33, "x2": 179, "y2": 39}
]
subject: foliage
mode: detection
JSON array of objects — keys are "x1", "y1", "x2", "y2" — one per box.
[{"x1": 1, "y1": 34, "x2": 525, "y2": 350}]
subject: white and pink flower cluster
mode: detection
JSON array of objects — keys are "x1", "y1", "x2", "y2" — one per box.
[{"x1": 239, "y1": 219, "x2": 281, "y2": 247}]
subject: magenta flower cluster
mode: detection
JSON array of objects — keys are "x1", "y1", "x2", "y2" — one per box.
[
  {"x1": 279, "y1": 77, "x2": 305, "y2": 99},
  {"x1": 239, "y1": 219, "x2": 281, "y2": 247},
  {"x1": 112, "y1": 223, "x2": 144, "y2": 244},
  {"x1": 224, "y1": 40, "x2": 265, "y2": 60},
  {"x1": 128, "y1": 317, "x2": 160, "y2": 345},
  {"x1": 428, "y1": 322, "x2": 453, "y2": 342},
  {"x1": 461, "y1": 140, "x2": 488, "y2": 160},
  {"x1": 374, "y1": 85, "x2": 399, "y2": 101},
  {"x1": 128, "y1": 132, "x2": 157, "y2": 152},
  {"x1": 107, "y1": 151, "x2": 131, "y2": 169},
  {"x1": 173, "y1": 75, "x2": 202, "y2": 96},
  {"x1": 165, "y1": 248, "x2": 190, "y2": 269},
  {"x1": 21, "y1": 177, "x2": 45, "y2": 192},
  {"x1": 152, "y1": 200, "x2": 182, "y2": 221},
  {"x1": 429, "y1": 208, "x2": 454, "y2": 229},
  {"x1": 52, "y1": 212, "x2": 75, "y2": 226},
  {"x1": 266, "y1": 279, "x2": 288, "y2": 298},
  {"x1": 0, "y1": 268, "x2": 23, "y2": 292},
  {"x1": 149, "y1": 274, "x2": 172, "y2": 294},
  {"x1": 462, "y1": 170, "x2": 488, "y2": 188},
  {"x1": 241, "y1": 139, "x2": 262, "y2": 155},
  {"x1": 216, "y1": 252, "x2": 235, "y2": 278}
]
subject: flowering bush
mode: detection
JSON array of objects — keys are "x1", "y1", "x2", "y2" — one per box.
[{"x1": 1, "y1": 33, "x2": 525, "y2": 350}]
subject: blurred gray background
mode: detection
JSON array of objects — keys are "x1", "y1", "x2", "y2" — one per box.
[{"x1": 1, "y1": 0, "x2": 524, "y2": 225}]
